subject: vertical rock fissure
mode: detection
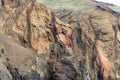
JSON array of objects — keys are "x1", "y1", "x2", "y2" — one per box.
[
  {"x1": 3, "y1": 0, "x2": 32, "y2": 34},
  {"x1": 26, "y1": 0, "x2": 35, "y2": 48},
  {"x1": 75, "y1": 15, "x2": 83, "y2": 50},
  {"x1": 88, "y1": 16, "x2": 103, "y2": 80},
  {"x1": 112, "y1": 19, "x2": 120, "y2": 80},
  {"x1": 51, "y1": 12, "x2": 58, "y2": 43},
  {"x1": 80, "y1": 60, "x2": 91, "y2": 80},
  {"x1": 74, "y1": 16, "x2": 92, "y2": 80},
  {"x1": 88, "y1": 16, "x2": 98, "y2": 39}
]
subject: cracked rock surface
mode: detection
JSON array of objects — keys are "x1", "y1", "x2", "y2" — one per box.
[{"x1": 0, "y1": 0, "x2": 120, "y2": 80}]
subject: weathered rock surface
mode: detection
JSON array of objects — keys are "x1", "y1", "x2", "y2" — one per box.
[
  {"x1": 0, "y1": 0, "x2": 120, "y2": 80},
  {"x1": 39, "y1": 0, "x2": 120, "y2": 79}
]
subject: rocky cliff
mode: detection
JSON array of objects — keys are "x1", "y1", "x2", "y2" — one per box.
[{"x1": 0, "y1": 0, "x2": 120, "y2": 80}]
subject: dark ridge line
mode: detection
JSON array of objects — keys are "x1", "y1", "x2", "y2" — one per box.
[
  {"x1": 26, "y1": 0, "x2": 36, "y2": 48},
  {"x1": 96, "y1": 5, "x2": 120, "y2": 16},
  {"x1": 51, "y1": 12, "x2": 58, "y2": 43}
]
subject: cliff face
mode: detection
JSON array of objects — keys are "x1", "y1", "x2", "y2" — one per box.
[
  {"x1": 1, "y1": 0, "x2": 72, "y2": 54},
  {"x1": 40, "y1": 0, "x2": 120, "y2": 79},
  {"x1": 53, "y1": 10, "x2": 120, "y2": 80},
  {"x1": 0, "y1": 0, "x2": 73, "y2": 80},
  {"x1": 14, "y1": 2, "x2": 72, "y2": 54},
  {"x1": 0, "y1": 0, "x2": 120, "y2": 80}
]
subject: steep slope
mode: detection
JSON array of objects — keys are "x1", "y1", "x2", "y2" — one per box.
[
  {"x1": 39, "y1": 0, "x2": 120, "y2": 80},
  {"x1": 0, "y1": 0, "x2": 73, "y2": 54},
  {"x1": 0, "y1": 0, "x2": 74, "y2": 80},
  {"x1": 0, "y1": 0, "x2": 120, "y2": 80},
  {"x1": 13, "y1": 1, "x2": 72, "y2": 54}
]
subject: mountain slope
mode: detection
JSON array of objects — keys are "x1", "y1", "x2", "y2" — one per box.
[
  {"x1": 39, "y1": 0, "x2": 120, "y2": 79},
  {"x1": 0, "y1": 0, "x2": 74, "y2": 79},
  {"x1": 0, "y1": 0, "x2": 120, "y2": 80},
  {"x1": 39, "y1": 0, "x2": 120, "y2": 12}
]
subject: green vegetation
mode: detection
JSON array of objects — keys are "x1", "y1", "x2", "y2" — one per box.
[
  {"x1": 109, "y1": 6, "x2": 120, "y2": 12},
  {"x1": 38, "y1": 0, "x2": 96, "y2": 12},
  {"x1": 38, "y1": 0, "x2": 120, "y2": 12}
]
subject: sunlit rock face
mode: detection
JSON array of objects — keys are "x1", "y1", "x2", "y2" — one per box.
[
  {"x1": 39, "y1": 0, "x2": 120, "y2": 79},
  {"x1": 0, "y1": 0, "x2": 120, "y2": 80},
  {"x1": 0, "y1": 0, "x2": 72, "y2": 54},
  {"x1": 52, "y1": 6, "x2": 120, "y2": 80},
  {"x1": 15, "y1": 2, "x2": 72, "y2": 54},
  {"x1": 0, "y1": 0, "x2": 73, "y2": 79}
]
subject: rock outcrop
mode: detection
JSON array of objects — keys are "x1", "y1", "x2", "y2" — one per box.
[
  {"x1": 0, "y1": 0, "x2": 120, "y2": 80},
  {"x1": 0, "y1": 0, "x2": 73, "y2": 79}
]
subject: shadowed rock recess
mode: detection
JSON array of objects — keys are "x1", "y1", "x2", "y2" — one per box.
[{"x1": 0, "y1": 0, "x2": 120, "y2": 80}]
